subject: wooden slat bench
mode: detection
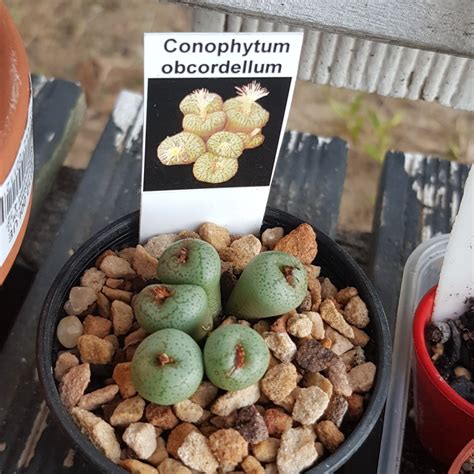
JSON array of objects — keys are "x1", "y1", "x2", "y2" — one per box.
[
  {"x1": 170, "y1": 0, "x2": 474, "y2": 111},
  {"x1": 0, "y1": 84, "x2": 470, "y2": 473}
]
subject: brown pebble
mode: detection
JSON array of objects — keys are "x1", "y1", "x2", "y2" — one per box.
[
  {"x1": 83, "y1": 315, "x2": 112, "y2": 338},
  {"x1": 125, "y1": 327, "x2": 148, "y2": 348},
  {"x1": 110, "y1": 396, "x2": 145, "y2": 427},
  {"x1": 65, "y1": 287, "x2": 97, "y2": 316},
  {"x1": 102, "y1": 286, "x2": 133, "y2": 303},
  {"x1": 147, "y1": 435, "x2": 168, "y2": 467},
  {"x1": 316, "y1": 420, "x2": 345, "y2": 452},
  {"x1": 60, "y1": 363, "x2": 91, "y2": 410},
  {"x1": 263, "y1": 408, "x2": 292, "y2": 437},
  {"x1": 297, "y1": 291, "x2": 313, "y2": 312},
  {"x1": 308, "y1": 274, "x2": 322, "y2": 312},
  {"x1": 209, "y1": 428, "x2": 248, "y2": 471},
  {"x1": 346, "y1": 393, "x2": 364, "y2": 420},
  {"x1": 96, "y1": 291, "x2": 111, "y2": 318},
  {"x1": 106, "y1": 278, "x2": 125, "y2": 289},
  {"x1": 132, "y1": 245, "x2": 158, "y2": 280},
  {"x1": 348, "y1": 326, "x2": 370, "y2": 347},
  {"x1": 78, "y1": 384, "x2": 119, "y2": 411},
  {"x1": 260, "y1": 363, "x2": 298, "y2": 404},
  {"x1": 252, "y1": 437, "x2": 280, "y2": 463},
  {"x1": 77, "y1": 335, "x2": 114, "y2": 365},
  {"x1": 295, "y1": 339, "x2": 338, "y2": 373},
  {"x1": 347, "y1": 362, "x2": 376, "y2": 393},
  {"x1": 166, "y1": 423, "x2": 199, "y2": 458},
  {"x1": 198, "y1": 222, "x2": 231, "y2": 251},
  {"x1": 113, "y1": 362, "x2": 137, "y2": 399},
  {"x1": 146, "y1": 404, "x2": 179, "y2": 430},
  {"x1": 80, "y1": 267, "x2": 106, "y2": 292},
  {"x1": 189, "y1": 381, "x2": 219, "y2": 408},
  {"x1": 241, "y1": 454, "x2": 265, "y2": 474},
  {"x1": 210, "y1": 413, "x2": 237, "y2": 429},
  {"x1": 100, "y1": 255, "x2": 136, "y2": 279},
  {"x1": 235, "y1": 405, "x2": 269, "y2": 444},
  {"x1": 95, "y1": 249, "x2": 116, "y2": 268},
  {"x1": 327, "y1": 358, "x2": 352, "y2": 397},
  {"x1": 120, "y1": 458, "x2": 158, "y2": 474},
  {"x1": 54, "y1": 352, "x2": 79, "y2": 381},
  {"x1": 344, "y1": 296, "x2": 370, "y2": 329},
  {"x1": 274, "y1": 223, "x2": 317, "y2": 265},
  {"x1": 111, "y1": 300, "x2": 134, "y2": 335},
  {"x1": 334, "y1": 287, "x2": 358, "y2": 306},
  {"x1": 323, "y1": 394, "x2": 348, "y2": 427},
  {"x1": 72, "y1": 407, "x2": 121, "y2": 463},
  {"x1": 118, "y1": 247, "x2": 137, "y2": 264}
]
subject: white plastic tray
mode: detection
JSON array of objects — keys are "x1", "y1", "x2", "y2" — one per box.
[{"x1": 377, "y1": 234, "x2": 449, "y2": 474}]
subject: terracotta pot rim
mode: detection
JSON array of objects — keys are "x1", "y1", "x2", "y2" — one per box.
[
  {"x1": 0, "y1": 0, "x2": 30, "y2": 182},
  {"x1": 412, "y1": 285, "x2": 474, "y2": 417}
]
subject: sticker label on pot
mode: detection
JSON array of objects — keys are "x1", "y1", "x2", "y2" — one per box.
[
  {"x1": 140, "y1": 32, "x2": 303, "y2": 240},
  {"x1": 0, "y1": 95, "x2": 34, "y2": 268}
]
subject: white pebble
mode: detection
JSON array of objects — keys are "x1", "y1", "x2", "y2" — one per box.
[
  {"x1": 57, "y1": 316, "x2": 84, "y2": 348},
  {"x1": 261, "y1": 227, "x2": 284, "y2": 249}
]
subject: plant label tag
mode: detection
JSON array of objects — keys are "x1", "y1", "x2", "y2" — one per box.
[{"x1": 140, "y1": 32, "x2": 303, "y2": 241}]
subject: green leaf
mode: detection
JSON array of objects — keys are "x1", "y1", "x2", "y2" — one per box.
[
  {"x1": 350, "y1": 94, "x2": 364, "y2": 115},
  {"x1": 389, "y1": 112, "x2": 403, "y2": 128},
  {"x1": 329, "y1": 100, "x2": 348, "y2": 119},
  {"x1": 367, "y1": 110, "x2": 381, "y2": 129},
  {"x1": 363, "y1": 143, "x2": 385, "y2": 163}
]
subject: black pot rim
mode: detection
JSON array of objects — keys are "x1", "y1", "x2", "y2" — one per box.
[{"x1": 37, "y1": 208, "x2": 391, "y2": 473}]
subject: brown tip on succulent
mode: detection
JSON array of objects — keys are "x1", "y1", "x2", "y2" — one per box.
[
  {"x1": 282, "y1": 266, "x2": 295, "y2": 286},
  {"x1": 151, "y1": 286, "x2": 173, "y2": 304},
  {"x1": 227, "y1": 343, "x2": 246, "y2": 376},
  {"x1": 177, "y1": 247, "x2": 188, "y2": 264},
  {"x1": 157, "y1": 353, "x2": 174, "y2": 366}
]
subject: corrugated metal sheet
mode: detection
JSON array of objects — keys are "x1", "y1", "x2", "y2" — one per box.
[{"x1": 192, "y1": 8, "x2": 474, "y2": 111}]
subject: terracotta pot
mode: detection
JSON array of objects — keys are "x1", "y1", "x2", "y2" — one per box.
[
  {"x1": 412, "y1": 286, "x2": 474, "y2": 465},
  {"x1": 0, "y1": 0, "x2": 33, "y2": 284}
]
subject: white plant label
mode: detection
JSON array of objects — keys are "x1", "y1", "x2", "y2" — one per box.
[
  {"x1": 140, "y1": 32, "x2": 303, "y2": 241},
  {"x1": 433, "y1": 167, "x2": 474, "y2": 321}
]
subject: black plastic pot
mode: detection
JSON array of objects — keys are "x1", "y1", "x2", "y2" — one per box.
[{"x1": 37, "y1": 208, "x2": 391, "y2": 473}]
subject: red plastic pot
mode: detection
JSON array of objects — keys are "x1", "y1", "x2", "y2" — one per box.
[
  {"x1": 412, "y1": 286, "x2": 474, "y2": 466},
  {"x1": 448, "y1": 439, "x2": 474, "y2": 474}
]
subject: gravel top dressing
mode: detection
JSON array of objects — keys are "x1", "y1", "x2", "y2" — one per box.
[{"x1": 53, "y1": 222, "x2": 378, "y2": 473}]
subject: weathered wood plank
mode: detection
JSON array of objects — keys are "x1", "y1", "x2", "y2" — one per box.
[
  {"x1": 31, "y1": 76, "x2": 86, "y2": 220},
  {"x1": 371, "y1": 153, "x2": 470, "y2": 333},
  {"x1": 174, "y1": 0, "x2": 474, "y2": 58},
  {"x1": 191, "y1": 9, "x2": 474, "y2": 111},
  {"x1": 269, "y1": 132, "x2": 347, "y2": 238}
]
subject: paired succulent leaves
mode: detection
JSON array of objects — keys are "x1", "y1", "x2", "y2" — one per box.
[{"x1": 131, "y1": 238, "x2": 309, "y2": 405}]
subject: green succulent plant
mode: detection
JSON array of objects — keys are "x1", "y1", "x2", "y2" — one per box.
[
  {"x1": 133, "y1": 283, "x2": 211, "y2": 341},
  {"x1": 157, "y1": 239, "x2": 222, "y2": 321},
  {"x1": 131, "y1": 328, "x2": 203, "y2": 405},
  {"x1": 204, "y1": 324, "x2": 270, "y2": 391},
  {"x1": 225, "y1": 251, "x2": 308, "y2": 319}
]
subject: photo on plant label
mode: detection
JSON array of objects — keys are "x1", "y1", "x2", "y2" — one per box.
[{"x1": 143, "y1": 77, "x2": 292, "y2": 191}]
